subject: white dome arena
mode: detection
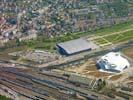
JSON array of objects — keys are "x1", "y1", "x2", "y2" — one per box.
[{"x1": 97, "y1": 52, "x2": 130, "y2": 72}]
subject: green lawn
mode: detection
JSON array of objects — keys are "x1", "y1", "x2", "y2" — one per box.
[
  {"x1": 70, "y1": 20, "x2": 133, "y2": 37},
  {"x1": 0, "y1": 95, "x2": 10, "y2": 100},
  {"x1": 104, "y1": 29, "x2": 133, "y2": 43},
  {"x1": 93, "y1": 38, "x2": 109, "y2": 44},
  {"x1": 95, "y1": 21, "x2": 133, "y2": 36}
]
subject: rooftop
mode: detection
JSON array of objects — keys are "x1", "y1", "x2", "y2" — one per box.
[
  {"x1": 57, "y1": 38, "x2": 98, "y2": 55},
  {"x1": 99, "y1": 52, "x2": 130, "y2": 72}
]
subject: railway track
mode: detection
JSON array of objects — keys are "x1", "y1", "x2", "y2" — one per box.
[
  {"x1": 0, "y1": 67, "x2": 82, "y2": 100},
  {"x1": 0, "y1": 67, "x2": 112, "y2": 100}
]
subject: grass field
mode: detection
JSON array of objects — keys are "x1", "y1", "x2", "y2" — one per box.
[
  {"x1": 93, "y1": 26, "x2": 133, "y2": 47},
  {"x1": 104, "y1": 30, "x2": 133, "y2": 43},
  {"x1": 0, "y1": 95, "x2": 10, "y2": 100},
  {"x1": 93, "y1": 38, "x2": 109, "y2": 44},
  {"x1": 95, "y1": 21, "x2": 133, "y2": 36}
]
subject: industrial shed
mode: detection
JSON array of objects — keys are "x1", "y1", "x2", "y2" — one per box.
[{"x1": 57, "y1": 39, "x2": 98, "y2": 55}]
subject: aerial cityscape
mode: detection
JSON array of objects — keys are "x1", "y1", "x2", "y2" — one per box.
[{"x1": 0, "y1": 0, "x2": 133, "y2": 100}]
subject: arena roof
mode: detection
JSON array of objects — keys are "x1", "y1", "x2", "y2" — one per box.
[
  {"x1": 57, "y1": 38, "x2": 98, "y2": 55},
  {"x1": 98, "y1": 52, "x2": 130, "y2": 72}
]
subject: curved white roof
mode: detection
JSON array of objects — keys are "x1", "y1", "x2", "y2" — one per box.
[{"x1": 99, "y1": 52, "x2": 130, "y2": 71}]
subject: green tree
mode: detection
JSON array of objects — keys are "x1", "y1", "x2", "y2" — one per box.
[{"x1": 16, "y1": 39, "x2": 20, "y2": 46}]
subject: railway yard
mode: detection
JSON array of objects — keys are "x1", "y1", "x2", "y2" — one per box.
[
  {"x1": 0, "y1": 0, "x2": 133, "y2": 99},
  {"x1": 0, "y1": 39, "x2": 133, "y2": 100},
  {"x1": 0, "y1": 66, "x2": 112, "y2": 100},
  {"x1": 0, "y1": 61, "x2": 133, "y2": 100},
  {"x1": 0, "y1": 42, "x2": 133, "y2": 100},
  {"x1": 0, "y1": 21, "x2": 133, "y2": 100}
]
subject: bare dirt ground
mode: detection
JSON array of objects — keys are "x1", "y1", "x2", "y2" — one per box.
[
  {"x1": 64, "y1": 59, "x2": 112, "y2": 79},
  {"x1": 0, "y1": 46, "x2": 28, "y2": 61},
  {"x1": 122, "y1": 47, "x2": 133, "y2": 59},
  {"x1": 64, "y1": 58, "x2": 133, "y2": 85}
]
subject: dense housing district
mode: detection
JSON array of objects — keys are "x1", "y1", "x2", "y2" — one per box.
[{"x1": 0, "y1": 0, "x2": 133, "y2": 100}]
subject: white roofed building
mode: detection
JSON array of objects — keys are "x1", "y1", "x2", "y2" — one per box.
[{"x1": 97, "y1": 52, "x2": 130, "y2": 72}]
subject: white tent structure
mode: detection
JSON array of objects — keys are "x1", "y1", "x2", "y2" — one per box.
[{"x1": 97, "y1": 52, "x2": 130, "y2": 72}]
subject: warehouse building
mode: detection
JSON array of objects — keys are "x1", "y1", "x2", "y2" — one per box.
[
  {"x1": 97, "y1": 52, "x2": 130, "y2": 72},
  {"x1": 56, "y1": 39, "x2": 98, "y2": 55}
]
